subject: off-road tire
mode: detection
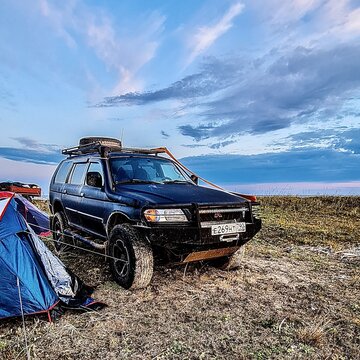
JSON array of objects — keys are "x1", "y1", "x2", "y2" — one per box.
[
  {"x1": 109, "y1": 224, "x2": 153, "y2": 289},
  {"x1": 52, "y1": 212, "x2": 71, "y2": 252}
]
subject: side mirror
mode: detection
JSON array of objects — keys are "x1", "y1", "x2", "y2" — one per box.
[
  {"x1": 190, "y1": 174, "x2": 199, "y2": 185},
  {"x1": 87, "y1": 172, "x2": 103, "y2": 188}
]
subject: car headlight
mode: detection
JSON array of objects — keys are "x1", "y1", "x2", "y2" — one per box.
[{"x1": 144, "y1": 208, "x2": 188, "y2": 222}]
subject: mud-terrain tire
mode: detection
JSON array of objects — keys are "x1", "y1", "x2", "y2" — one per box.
[
  {"x1": 109, "y1": 224, "x2": 154, "y2": 289},
  {"x1": 52, "y1": 212, "x2": 71, "y2": 252}
]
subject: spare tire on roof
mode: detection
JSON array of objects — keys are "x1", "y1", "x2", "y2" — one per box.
[{"x1": 79, "y1": 137, "x2": 122, "y2": 148}]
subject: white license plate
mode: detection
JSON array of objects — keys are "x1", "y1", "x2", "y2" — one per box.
[{"x1": 211, "y1": 222, "x2": 246, "y2": 236}]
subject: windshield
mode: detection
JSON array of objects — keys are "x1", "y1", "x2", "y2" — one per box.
[{"x1": 110, "y1": 157, "x2": 192, "y2": 184}]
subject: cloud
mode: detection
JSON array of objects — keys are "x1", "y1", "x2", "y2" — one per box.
[
  {"x1": 316, "y1": 1, "x2": 360, "y2": 41},
  {"x1": 0, "y1": 147, "x2": 63, "y2": 165},
  {"x1": 12, "y1": 137, "x2": 61, "y2": 152},
  {"x1": 209, "y1": 140, "x2": 237, "y2": 149},
  {"x1": 38, "y1": 0, "x2": 165, "y2": 94},
  {"x1": 0, "y1": 77, "x2": 16, "y2": 110},
  {"x1": 280, "y1": 128, "x2": 360, "y2": 154},
  {"x1": 182, "y1": 144, "x2": 207, "y2": 149},
  {"x1": 178, "y1": 123, "x2": 217, "y2": 141},
  {"x1": 200, "y1": 43, "x2": 360, "y2": 138},
  {"x1": 161, "y1": 130, "x2": 170, "y2": 139},
  {"x1": 186, "y1": 2, "x2": 244, "y2": 65},
  {"x1": 38, "y1": 0, "x2": 77, "y2": 48},
  {"x1": 12, "y1": 137, "x2": 42, "y2": 149},
  {"x1": 97, "y1": 57, "x2": 241, "y2": 106},
  {"x1": 257, "y1": 0, "x2": 323, "y2": 26},
  {"x1": 99, "y1": 42, "x2": 360, "y2": 141},
  {"x1": 85, "y1": 10, "x2": 165, "y2": 94},
  {"x1": 181, "y1": 147, "x2": 360, "y2": 184}
]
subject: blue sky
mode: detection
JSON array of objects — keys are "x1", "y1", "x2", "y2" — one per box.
[{"x1": 0, "y1": 0, "x2": 359, "y2": 195}]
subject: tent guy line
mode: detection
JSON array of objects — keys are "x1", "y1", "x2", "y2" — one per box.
[{"x1": 23, "y1": 224, "x2": 126, "y2": 263}]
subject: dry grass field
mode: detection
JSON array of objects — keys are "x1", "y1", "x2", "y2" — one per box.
[{"x1": 1, "y1": 197, "x2": 359, "y2": 359}]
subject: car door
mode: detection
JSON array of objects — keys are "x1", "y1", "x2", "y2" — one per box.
[
  {"x1": 62, "y1": 162, "x2": 89, "y2": 228},
  {"x1": 79, "y1": 161, "x2": 108, "y2": 237}
]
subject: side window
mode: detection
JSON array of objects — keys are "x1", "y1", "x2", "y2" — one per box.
[
  {"x1": 54, "y1": 161, "x2": 72, "y2": 184},
  {"x1": 86, "y1": 162, "x2": 104, "y2": 186},
  {"x1": 68, "y1": 163, "x2": 88, "y2": 185}
]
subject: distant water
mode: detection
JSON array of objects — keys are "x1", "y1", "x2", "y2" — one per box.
[{"x1": 224, "y1": 182, "x2": 360, "y2": 196}]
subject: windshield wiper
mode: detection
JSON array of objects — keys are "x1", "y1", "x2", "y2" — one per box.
[
  {"x1": 162, "y1": 180, "x2": 191, "y2": 184},
  {"x1": 115, "y1": 179, "x2": 162, "y2": 185}
]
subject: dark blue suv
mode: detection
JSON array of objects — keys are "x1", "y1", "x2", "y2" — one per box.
[{"x1": 49, "y1": 137, "x2": 261, "y2": 289}]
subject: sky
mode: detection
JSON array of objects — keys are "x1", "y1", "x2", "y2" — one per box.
[{"x1": 0, "y1": 0, "x2": 359, "y2": 195}]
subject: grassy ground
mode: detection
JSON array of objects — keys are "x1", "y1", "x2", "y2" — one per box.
[{"x1": 1, "y1": 197, "x2": 359, "y2": 359}]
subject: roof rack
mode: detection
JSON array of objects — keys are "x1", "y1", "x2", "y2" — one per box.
[
  {"x1": 120, "y1": 147, "x2": 167, "y2": 155},
  {"x1": 62, "y1": 142, "x2": 167, "y2": 157},
  {"x1": 62, "y1": 142, "x2": 109, "y2": 156}
]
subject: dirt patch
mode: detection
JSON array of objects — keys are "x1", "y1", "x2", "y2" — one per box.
[{"x1": 1, "y1": 197, "x2": 359, "y2": 359}]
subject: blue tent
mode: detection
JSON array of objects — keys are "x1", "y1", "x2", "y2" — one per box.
[
  {"x1": 13, "y1": 194, "x2": 51, "y2": 236},
  {"x1": 0, "y1": 192, "x2": 98, "y2": 321}
]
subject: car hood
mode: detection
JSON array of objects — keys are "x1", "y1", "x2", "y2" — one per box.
[{"x1": 114, "y1": 183, "x2": 247, "y2": 206}]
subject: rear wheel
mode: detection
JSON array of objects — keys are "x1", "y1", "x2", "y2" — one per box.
[
  {"x1": 109, "y1": 224, "x2": 153, "y2": 289},
  {"x1": 52, "y1": 212, "x2": 71, "y2": 252}
]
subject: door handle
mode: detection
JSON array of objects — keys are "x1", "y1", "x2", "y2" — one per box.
[
  {"x1": 63, "y1": 189, "x2": 67, "y2": 194},
  {"x1": 80, "y1": 192, "x2": 85, "y2": 197}
]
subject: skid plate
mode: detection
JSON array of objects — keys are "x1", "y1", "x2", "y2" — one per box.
[{"x1": 183, "y1": 246, "x2": 240, "y2": 263}]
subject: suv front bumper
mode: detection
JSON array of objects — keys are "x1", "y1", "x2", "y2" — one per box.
[{"x1": 136, "y1": 218, "x2": 261, "y2": 261}]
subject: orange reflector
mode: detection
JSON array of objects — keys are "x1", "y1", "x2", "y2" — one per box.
[{"x1": 144, "y1": 209, "x2": 159, "y2": 222}]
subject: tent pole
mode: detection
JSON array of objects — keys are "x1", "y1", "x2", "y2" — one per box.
[{"x1": 16, "y1": 277, "x2": 31, "y2": 360}]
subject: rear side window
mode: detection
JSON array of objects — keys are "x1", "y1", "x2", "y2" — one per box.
[
  {"x1": 69, "y1": 163, "x2": 88, "y2": 185},
  {"x1": 54, "y1": 162, "x2": 72, "y2": 184}
]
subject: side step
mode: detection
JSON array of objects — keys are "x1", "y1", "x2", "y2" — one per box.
[{"x1": 64, "y1": 229, "x2": 107, "y2": 251}]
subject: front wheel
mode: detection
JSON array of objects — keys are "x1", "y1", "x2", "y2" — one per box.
[{"x1": 108, "y1": 224, "x2": 154, "y2": 289}]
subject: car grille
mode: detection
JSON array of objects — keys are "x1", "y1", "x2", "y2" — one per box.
[{"x1": 198, "y1": 206, "x2": 248, "y2": 227}]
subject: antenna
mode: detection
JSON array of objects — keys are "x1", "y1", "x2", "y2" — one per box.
[{"x1": 120, "y1": 128, "x2": 124, "y2": 145}]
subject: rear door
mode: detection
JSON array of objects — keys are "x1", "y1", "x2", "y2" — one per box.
[
  {"x1": 62, "y1": 162, "x2": 89, "y2": 227},
  {"x1": 50, "y1": 160, "x2": 72, "y2": 209}
]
